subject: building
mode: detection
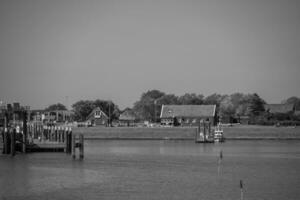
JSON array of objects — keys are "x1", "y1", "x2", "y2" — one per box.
[
  {"x1": 160, "y1": 105, "x2": 217, "y2": 126},
  {"x1": 86, "y1": 107, "x2": 108, "y2": 126},
  {"x1": 31, "y1": 110, "x2": 74, "y2": 124},
  {"x1": 119, "y1": 109, "x2": 137, "y2": 127},
  {"x1": 264, "y1": 104, "x2": 295, "y2": 114}
]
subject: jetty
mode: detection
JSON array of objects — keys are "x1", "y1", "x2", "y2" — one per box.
[{"x1": 0, "y1": 106, "x2": 84, "y2": 159}]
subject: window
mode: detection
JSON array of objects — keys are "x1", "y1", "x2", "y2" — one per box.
[{"x1": 95, "y1": 111, "x2": 101, "y2": 118}]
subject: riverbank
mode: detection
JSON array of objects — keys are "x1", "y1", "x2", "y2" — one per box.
[{"x1": 73, "y1": 125, "x2": 300, "y2": 140}]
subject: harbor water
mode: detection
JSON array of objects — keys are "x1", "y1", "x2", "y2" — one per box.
[{"x1": 1, "y1": 140, "x2": 300, "y2": 200}]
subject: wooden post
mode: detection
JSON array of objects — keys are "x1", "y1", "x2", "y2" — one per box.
[
  {"x1": 240, "y1": 180, "x2": 244, "y2": 200},
  {"x1": 68, "y1": 127, "x2": 72, "y2": 153},
  {"x1": 58, "y1": 127, "x2": 61, "y2": 142},
  {"x1": 54, "y1": 126, "x2": 57, "y2": 142},
  {"x1": 64, "y1": 127, "x2": 68, "y2": 153},
  {"x1": 3, "y1": 128, "x2": 8, "y2": 154},
  {"x1": 22, "y1": 132, "x2": 26, "y2": 153},
  {"x1": 203, "y1": 122, "x2": 206, "y2": 141},
  {"x1": 79, "y1": 134, "x2": 84, "y2": 159},
  {"x1": 11, "y1": 129, "x2": 16, "y2": 156},
  {"x1": 71, "y1": 134, "x2": 76, "y2": 159},
  {"x1": 208, "y1": 122, "x2": 211, "y2": 137},
  {"x1": 3, "y1": 113, "x2": 8, "y2": 154}
]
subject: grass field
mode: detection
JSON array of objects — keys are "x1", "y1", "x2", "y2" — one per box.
[
  {"x1": 73, "y1": 125, "x2": 300, "y2": 140},
  {"x1": 223, "y1": 125, "x2": 300, "y2": 139}
]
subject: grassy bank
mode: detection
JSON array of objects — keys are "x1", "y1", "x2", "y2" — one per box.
[
  {"x1": 73, "y1": 125, "x2": 300, "y2": 140},
  {"x1": 223, "y1": 125, "x2": 300, "y2": 139},
  {"x1": 73, "y1": 127, "x2": 197, "y2": 140}
]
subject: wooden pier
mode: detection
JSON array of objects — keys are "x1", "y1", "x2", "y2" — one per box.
[{"x1": 195, "y1": 121, "x2": 214, "y2": 143}]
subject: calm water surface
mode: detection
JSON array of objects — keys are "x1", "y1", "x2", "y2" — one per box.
[{"x1": 1, "y1": 140, "x2": 300, "y2": 200}]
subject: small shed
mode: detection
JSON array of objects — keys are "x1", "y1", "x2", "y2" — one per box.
[{"x1": 119, "y1": 109, "x2": 137, "y2": 127}]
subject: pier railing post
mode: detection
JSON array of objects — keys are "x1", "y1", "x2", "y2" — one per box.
[
  {"x1": 22, "y1": 132, "x2": 26, "y2": 153},
  {"x1": 71, "y1": 134, "x2": 76, "y2": 159},
  {"x1": 64, "y1": 127, "x2": 68, "y2": 153},
  {"x1": 11, "y1": 129, "x2": 16, "y2": 156},
  {"x1": 3, "y1": 128, "x2": 8, "y2": 154},
  {"x1": 79, "y1": 134, "x2": 84, "y2": 159},
  {"x1": 69, "y1": 128, "x2": 73, "y2": 153}
]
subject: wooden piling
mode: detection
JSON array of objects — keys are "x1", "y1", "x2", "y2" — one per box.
[
  {"x1": 22, "y1": 132, "x2": 26, "y2": 153},
  {"x1": 79, "y1": 134, "x2": 84, "y2": 159},
  {"x1": 3, "y1": 128, "x2": 8, "y2": 154},
  {"x1": 68, "y1": 128, "x2": 72, "y2": 153},
  {"x1": 71, "y1": 134, "x2": 76, "y2": 159},
  {"x1": 11, "y1": 129, "x2": 16, "y2": 156},
  {"x1": 64, "y1": 127, "x2": 68, "y2": 153}
]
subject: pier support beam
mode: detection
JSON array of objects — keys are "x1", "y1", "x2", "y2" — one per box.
[{"x1": 79, "y1": 134, "x2": 84, "y2": 159}]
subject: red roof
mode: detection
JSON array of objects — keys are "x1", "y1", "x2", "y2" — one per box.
[{"x1": 160, "y1": 105, "x2": 216, "y2": 118}]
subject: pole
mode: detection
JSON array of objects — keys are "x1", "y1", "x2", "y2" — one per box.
[
  {"x1": 218, "y1": 150, "x2": 223, "y2": 176},
  {"x1": 240, "y1": 180, "x2": 244, "y2": 200}
]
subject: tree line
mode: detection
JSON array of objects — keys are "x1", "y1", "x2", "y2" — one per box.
[{"x1": 45, "y1": 90, "x2": 300, "y2": 124}]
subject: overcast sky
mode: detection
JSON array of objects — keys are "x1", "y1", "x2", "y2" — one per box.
[{"x1": 0, "y1": 0, "x2": 299, "y2": 109}]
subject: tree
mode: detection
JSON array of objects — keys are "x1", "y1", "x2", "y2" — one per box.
[
  {"x1": 45, "y1": 103, "x2": 67, "y2": 111},
  {"x1": 178, "y1": 93, "x2": 204, "y2": 105},
  {"x1": 282, "y1": 96, "x2": 300, "y2": 110},
  {"x1": 248, "y1": 93, "x2": 266, "y2": 116},
  {"x1": 133, "y1": 90, "x2": 165, "y2": 121},
  {"x1": 72, "y1": 100, "x2": 95, "y2": 121},
  {"x1": 219, "y1": 95, "x2": 235, "y2": 121},
  {"x1": 203, "y1": 93, "x2": 224, "y2": 106},
  {"x1": 72, "y1": 99, "x2": 120, "y2": 122}
]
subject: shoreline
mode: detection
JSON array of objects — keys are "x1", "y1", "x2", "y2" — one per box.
[
  {"x1": 73, "y1": 125, "x2": 300, "y2": 141},
  {"x1": 82, "y1": 137, "x2": 300, "y2": 140}
]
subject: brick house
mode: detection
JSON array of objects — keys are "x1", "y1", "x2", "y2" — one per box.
[
  {"x1": 160, "y1": 105, "x2": 217, "y2": 126},
  {"x1": 86, "y1": 107, "x2": 108, "y2": 126}
]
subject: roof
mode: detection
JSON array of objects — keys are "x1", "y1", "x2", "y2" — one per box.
[
  {"x1": 264, "y1": 104, "x2": 295, "y2": 114},
  {"x1": 294, "y1": 110, "x2": 300, "y2": 116},
  {"x1": 119, "y1": 109, "x2": 136, "y2": 121},
  {"x1": 160, "y1": 105, "x2": 216, "y2": 118},
  {"x1": 86, "y1": 107, "x2": 108, "y2": 120}
]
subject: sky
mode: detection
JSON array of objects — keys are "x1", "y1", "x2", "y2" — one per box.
[{"x1": 0, "y1": 0, "x2": 299, "y2": 109}]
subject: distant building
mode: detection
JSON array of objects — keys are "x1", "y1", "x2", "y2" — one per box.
[
  {"x1": 264, "y1": 104, "x2": 295, "y2": 114},
  {"x1": 86, "y1": 107, "x2": 108, "y2": 126},
  {"x1": 119, "y1": 109, "x2": 137, "y2": 127},
  {"x1": 31, "y1": 110, "x2": 73, "y2": 124},
  {"x1": 160, "y1": 105, "x2": 217, "y2": 126}
]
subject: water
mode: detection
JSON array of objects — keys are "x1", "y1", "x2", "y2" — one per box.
[{"x1": 1, "y1": 140, "x2": 300, "y2": 200}]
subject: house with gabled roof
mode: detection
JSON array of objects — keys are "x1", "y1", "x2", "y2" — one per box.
[
  {"x1": 86, "y1": 107, "x2": 108, "y2": 126},
  {"x1": 264, "y1": 104, "x2": 295, "y2": 114},
  {"x1": 118, "y1": 108, "x2": 137, "y2": 127},
  {"x1": 160, "y1": 105, "x2": 217, "y2": 126}
]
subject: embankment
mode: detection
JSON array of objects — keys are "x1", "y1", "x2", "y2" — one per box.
[{"x1": 73, "y1": 125, "x2": 300, "y2": 140}]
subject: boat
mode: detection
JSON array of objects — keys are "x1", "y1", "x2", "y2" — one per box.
[{"x1": 214, "y1": 124, "x2": 225, "y2": 142}]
